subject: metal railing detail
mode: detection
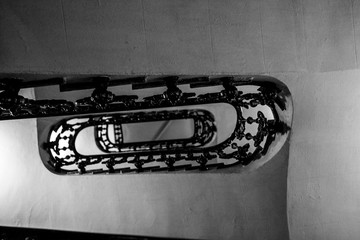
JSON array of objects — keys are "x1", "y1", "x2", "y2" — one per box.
[{"x1": 0, "y1": 75, "x2": 292, "y2": 174}]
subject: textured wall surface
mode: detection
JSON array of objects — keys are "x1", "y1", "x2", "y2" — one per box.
[
  {"x1": 1, "y1": 0, "x2": 360, "y2": 239},
  {"x1": 281, "y1": 70, "x2": 360, "y2": 240},
  {"x1": 1, "y1": 0, "x2": 359, "y2": 75}
]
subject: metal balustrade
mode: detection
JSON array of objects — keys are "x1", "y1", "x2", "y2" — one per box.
[{"x1": 0, "y1": 75, "x2": 293, "y2": 174}]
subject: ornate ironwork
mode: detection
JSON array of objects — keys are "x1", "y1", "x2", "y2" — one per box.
[
  {"x1": 0, "y1": 79, "x2": 75, "y2": 119},
  {"x1": 0, "y1": 75, "x2": 292, "y2": 174},
  {"x1": 94, "y1": 109, "x2": 216, "y2": 153},
  {"x1": 46, "y1": 109, "x2": 217, "y2": 174}
]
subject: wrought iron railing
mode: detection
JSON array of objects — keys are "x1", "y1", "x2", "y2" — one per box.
[{"x1": 0, "y1": 75, "x2": 293, "y2": 174}]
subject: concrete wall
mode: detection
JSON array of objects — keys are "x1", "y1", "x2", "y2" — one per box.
[
  {"x1": 1, "y1": 0, "x2": 360, "y2": 239},
  {"x1": 283, "y1": 70, "x2": 360, "y2": 240}
]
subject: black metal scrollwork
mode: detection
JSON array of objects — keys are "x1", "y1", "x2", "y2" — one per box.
[
  {"x1": 0, "y1": 75, "x2": 292, "y2": 174},
  {"x1": 94, "y1": 109, "x2": 216, "y2": 153}
]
